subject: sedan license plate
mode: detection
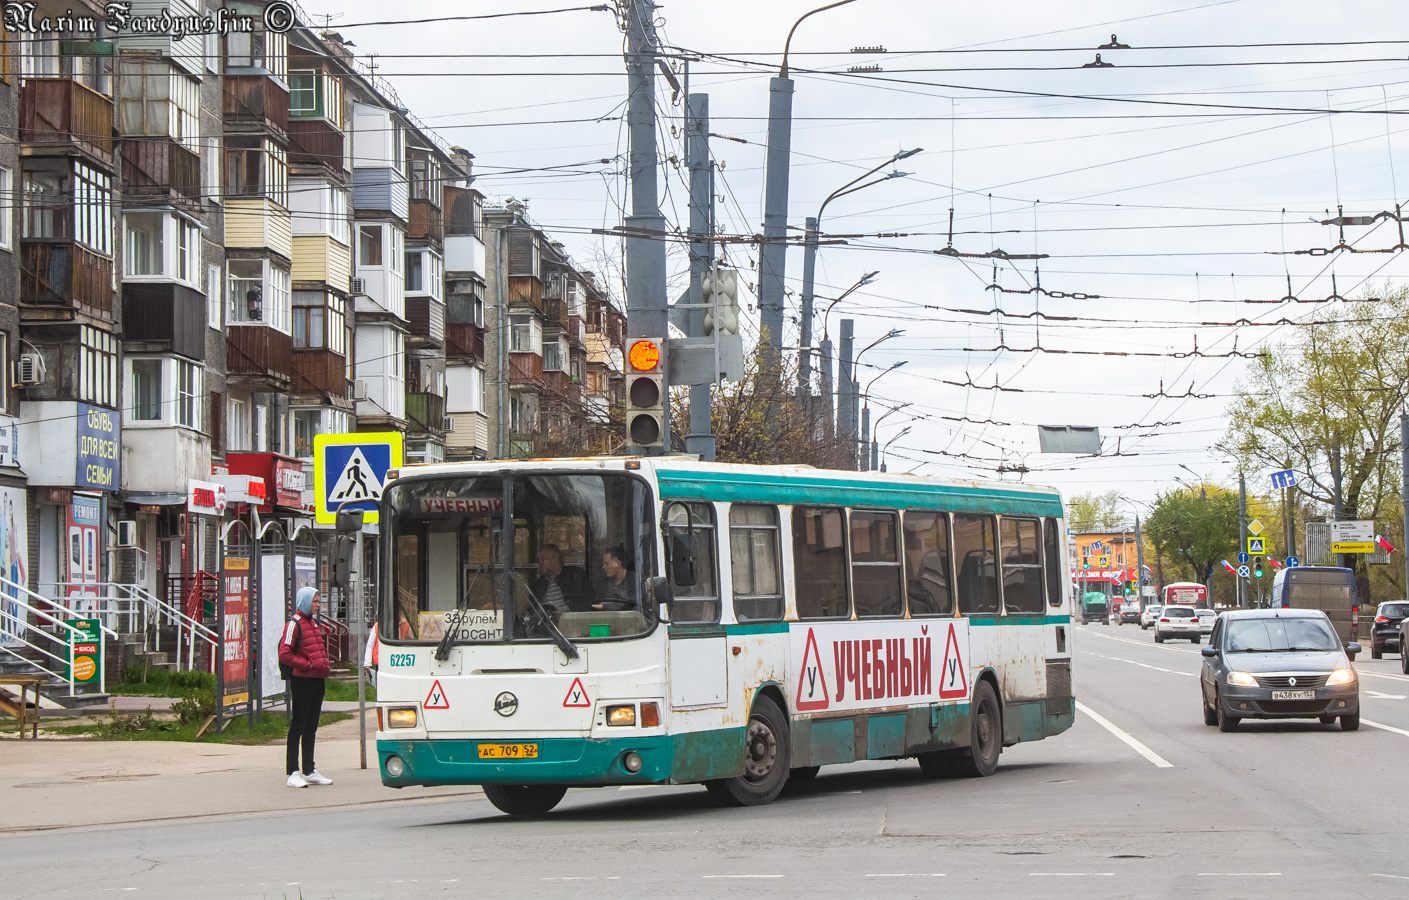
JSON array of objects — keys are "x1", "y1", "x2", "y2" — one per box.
[
  {"x1": 477, "y1": 743, "x2": 539, "y2": 760},
  {"x1": 1271, "y1": 690, "x2": 1315, "y2": 701}
]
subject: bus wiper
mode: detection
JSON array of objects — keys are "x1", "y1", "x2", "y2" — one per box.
[
  {"x1": 515, "y1": 572, "x2": 579, "y2": 660},
  {"x1": 434, "y1": 566, "x2": 486, "y2": 662}
]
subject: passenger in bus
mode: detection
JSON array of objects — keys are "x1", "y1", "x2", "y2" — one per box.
[
  {"x1": 533, "y1": 544, "x2": 590, "y2": 614},
  {"x1": 593, "y1": 545, "x2": 639, "y2": 611}
]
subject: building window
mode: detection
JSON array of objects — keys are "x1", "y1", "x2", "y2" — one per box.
[
  {"x1": 289, "y1": 70, "x2": 317, "y2": 116},
  {"x1": 329, "y1": 186, "x2": 348, "y2": 245},
  {"x1": 126, "y1": 357, "x2": 203, "y2": 428},
  {"x1": 176, "y1": 218, "x2": 198, "y2": 283},
  {"x1": 225, "y1": 6, "x2": 287, "y2": 78},
  {"x1": 207, "y1": 264, "x2": 222, "y2": 329},
  {"x1": 25, "y1": 166, "x2": 115, "y2": 252},
  {"x1": 228, "y1": 396, "x2": 250, "y2": 451},
  {"x1": 204, "y1": 30, "x2": 219, "y2": 73},
  {"x1": 130, "y1": 359, "x2": 161, "y2": 420},
  {"x1": 79, "y1": 326, "x2": 118, "y2": 408},
  {"x1": 542, "y1": 335, "x2": 567, "y2": 372},
  {"x1": 228, "y1": 260, "x2": 292, "y2": 333},
  {"x1": 587, "y1": 370, "x2": 606, "y2": 395},
  {"x1": 509, "y1": 315, "x2": 541, "y2": 353},
  {"x1": 293, "y1": 409, "x2": 319, "y2": 458},
  {"x1": 359, "y1": 225, "x2": 382, "y2": 266},
  {"x1": 0, "y1": 166, "x2": 10, "y2": 250},
  {"x1": 293, "y1": 290, "x2": 346, "y2": 353},
  {"x1": 203, "y1": 137, "x2": 220, "y2": 205},
  {"x1": 124, "y1": 213, "x2": 163, "y2": 276},
  {"x1": 405, "y1": 250, "x2": 422, "y2": 292},
  {"x1": 225, "y1": 137, "x2": 287, "y2": 207},
  {"x1": 74, "y1": 164, "x2": 113, "y2": 255},
  {"x1": 409, "y1": 155, "x2": 439, "y2": 202},
  {"x1": 123, "y1": 213, "x2": 200, "y2": 283}
]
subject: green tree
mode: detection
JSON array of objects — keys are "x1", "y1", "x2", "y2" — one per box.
[
  {"x1": 1066, "y1": 491, "x2": 1125, "y2": 531},
  {"x1": 1221, "y1": 283, "x2": 1409, "y2": 605},
  {"x1": 1143, "y1": 487, "x2": 1241, "y2": 587}
]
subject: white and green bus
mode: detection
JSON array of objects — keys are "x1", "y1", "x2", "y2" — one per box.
[{"x1": 373, "y1": 458, "x2": 1074, "y2": 815}]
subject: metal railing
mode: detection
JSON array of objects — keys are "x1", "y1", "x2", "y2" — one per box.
[
  {"x1": 51, "y1": 582, "x2": 217, "y2": 673},
  {"x1": 0, "y1": 578, "x2": 113, "y2": 697}
]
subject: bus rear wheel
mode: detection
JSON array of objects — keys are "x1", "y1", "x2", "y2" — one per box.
[
  {"x1": 482, "y1": 784, "x2": 567, "y2": 816},
  {"x1": 706, "y1": 696, "x2": 791, "y2": 806},
  {"x1": 918, "y1": 681, "x2": 1003, "y2": 778}
]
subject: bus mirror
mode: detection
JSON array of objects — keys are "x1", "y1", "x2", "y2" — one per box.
[
  {"x1": 669, "y1": 533, "x2": 698, "y2": 587},
  {"x1": 647, "y1": 575, "x2": 673, "y2": 612},
  {"x1": 331, "y1": 535, "x2": 355, "y2": 588}
]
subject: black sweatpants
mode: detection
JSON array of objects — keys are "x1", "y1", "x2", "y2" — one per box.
[{"x1": 287, "y1": 676, "x2": 326, "y2": 776}]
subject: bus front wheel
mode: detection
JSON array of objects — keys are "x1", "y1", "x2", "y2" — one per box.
[
  {"x1": 705, "y1": 696, "x2": 792, "y2": 806},
  {"x1": 482, "y1": 784, "x2": 567, "y2": 816}
]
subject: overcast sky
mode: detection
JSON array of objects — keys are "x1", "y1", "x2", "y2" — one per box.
[{"x1": 304, "y1": 0, "x2": 1409, "y2": 512}]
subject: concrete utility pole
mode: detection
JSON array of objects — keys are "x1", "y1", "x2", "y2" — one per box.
[
  {"x1": 1238, "y1": 471, "x2": 1248, "y2": 608},
  {"x1": 798, "y1": 215, "x2": 819, "y2": 399},
  {"x1": 759, "y1": 0, "x2": 858, "y2": 362},
  {"x1": 623, "y1": 0, "x2": 669, "y2": 448},
  {"x1": 1331, "y1": 444, "x2": 1346, "y2": 570},
  {"x1": 838, "y1": 319, "x2": 855, "y2": 468},
  {"x1": 859, "y1": 405, "x2": 870, "y2": 472},
  {"x1": 1402, "y1": 414, "x2": 1409, "y2": 598},
  {"x1": 685, "y1": 92, "x2": 715, "y2": 460},
  {"x1": 1134, "y1": 514, "x2": 1145, "y2": 603},
  {"x1": 495, "y1": 228, "x2": 508, "y2": 459}
]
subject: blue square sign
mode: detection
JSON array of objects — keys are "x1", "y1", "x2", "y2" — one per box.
[{"x1": 313, "y1": 432, "x2": 404, "y2": 524}]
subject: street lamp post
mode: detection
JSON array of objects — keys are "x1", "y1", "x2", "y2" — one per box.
[
  {"x1": 759, "y1": 0, "x2": 859, "y2": 362},
  {"x1": 878, "y1": 425, "x2": 912, "y2": 472},
  {"x1": 799, "y1": 151, "x2": 919, "y2": 397},
  {"x1": 818, "y1": 271, "x2": 877, "y2": 435},
  {"x1": 858, "y1": 360, "x2": 907, "y2": 471}
]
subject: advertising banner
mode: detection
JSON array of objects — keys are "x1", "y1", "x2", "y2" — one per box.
[
  {"x1": 222, "y1": 558, "x2": 251, "y2": 707},
  {"x1": 66, "y1": 495, "x2": 102, "y2": 619},
  {"x1": 75, "y1": 403, "x2": 119, "y2": 490},
  {"x1": 68, "y1": 618, "x2": 102, "y2": 685},
  {"x1": 260, "y1": 555, "x2": 286, "y2": 699},
  {"x1": 0, "y1": 485, "x2": 29, "y2": 649}
]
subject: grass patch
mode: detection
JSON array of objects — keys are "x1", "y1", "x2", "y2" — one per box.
[
  {"x1": 45, "y1": 709, "x2": 352, "y2": 744},
  {"x1": 110, "y1": 666, "x2": 215, "y2": 697},
  {"x1": 324, "y1": 678, "x2": 376, "y2": 703}
]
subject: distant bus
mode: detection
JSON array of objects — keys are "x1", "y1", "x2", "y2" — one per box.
[
  {"x1": 1270, "y1": 566, "x2": 1358, "y2": 642},
  {"x1": 1163, "y1": 582, "x2": 1208, "y2": 609}
]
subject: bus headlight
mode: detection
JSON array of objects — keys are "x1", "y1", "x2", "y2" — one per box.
[
  {"x1": 1327, "y1": 668, "x2": 1356, "y2": 686},
  {"x1": 387, "y1": 707, "x2": 418, "y2": 728},
  {"x1": 606, "y1": 705, "x2": 636, "y2": 727},
  {"x1": 1227, "y1": 671, "x2": 1257, "y2": 687},
  {"x1": 385, "y1": 755, "x2": 405, "y2": 777}
]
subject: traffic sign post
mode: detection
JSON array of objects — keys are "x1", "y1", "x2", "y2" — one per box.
[
  {"x1": 1330, "y1": 520, "x2": 1375, "y2": 554},
  {"x1": 1247, "y1": 537, "x2": 1269, "y2": 554},
  {"x1": 1270, "y1": 469, "x2": 1297, "y2": 490},
  {"x1": 313, "y1": 432, "x2": 405, "y2": 525},
  {"x1": 1248, "y1": 519, "x2": 1265, "y2": 537},
  {"x1": 1286, "y1": 555, "x2": 1300, "y2": 568},
  {"x1": 1237, "y1": 565, "x2": 1250, "y2": 578},
  {"x1": 1238, "y1": 551, "x2": 1249, "y2": 564}
]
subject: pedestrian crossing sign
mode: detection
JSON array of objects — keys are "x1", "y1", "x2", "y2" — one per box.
[
  {"x1": 1247, "y1": 537, "x2": 1267, "y2": 554},
  {"x1": 313, "y1": 432, "x2": 404, "y2": 525}
]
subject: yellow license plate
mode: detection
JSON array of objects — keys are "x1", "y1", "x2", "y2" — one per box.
[{"x1": 477, "y1": 743, "x2": 539, "y2": 759}]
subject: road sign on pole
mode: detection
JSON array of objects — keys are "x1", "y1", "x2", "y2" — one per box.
[
  {"x1": 1270, "y1": 469, "x2": 1297, "y2": 490},
  {"x1": 1286, "y1": 555, "x2": 1300, "y2": 568},
  {"x1": 313, "y1": 432, "x2": 404, "y2": 525},
  {"x1": 1248, "y1": 519, "x2": 1265, "y2": 537},
  {"x1": 1247, "y1": 537, "x2": 1267, "y2": 554},
  {"x1": 1237, "y1": 565, "x2": 1250, "y2": 578},
  {"x1": 1238, "y1": 551, "x2": 1249, "y2": 564},
  {"x1": 1330, "y1": 520, "x2": 1375, "y2": 554}
]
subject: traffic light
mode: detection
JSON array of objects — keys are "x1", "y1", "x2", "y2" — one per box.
[
  {"x1": 1252, "y1": 556, "x2": 1264, "y2": 578},
  {"x1": 626, "y1": 338, "x2": 665, "y2": 448},
  {"x1": 1082, "y1": 559, "x2": 1090, "y2": 570}
]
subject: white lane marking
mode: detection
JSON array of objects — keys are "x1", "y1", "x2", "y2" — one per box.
[
  {"x1": 1029, "y1": 872, "x2": 1115, "y2": 876},
  {"x1": 1365, "y1": 690, "x2": 1407, "y2": 700},
  {"x1": 865, "y1": 874, "x2": 946, "y2": 878},
  {"x1": 617, "y1": 785, "x2": 653, "y2": 791},
  {"x1": 1075, "y1": 701, "x2": 1174, "y2": 768},
  {"x1": 1363, "y1": 719, "x2": 1409, "y2": 738},
  {"x1": 1196, "y1": 872, "x2": 1281, "y2": 876},
  {"x1": 1081, "y1": 629, "x2": 1200, "y2": 654},
  {"x1": 1362, "y1": 670, "x2": 1409, "y2": 684},
  {"x1": 1078, "y1": 649, "x2": 1196, "y2": 678},
  {"x1": 1374, "y1": 873, "x2": 1409, "y2": 880},
  {"x1": 703, "y1": 875, "x2": 784, "y2": 879}
]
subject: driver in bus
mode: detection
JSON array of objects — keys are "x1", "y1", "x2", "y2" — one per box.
[{"x1": 593, "y1": 545, "x2": 640, "y2": 611}]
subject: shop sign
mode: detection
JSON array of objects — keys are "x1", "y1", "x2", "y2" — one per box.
[
  {"x1": 210, "y1": 474, "x2": 267, "y2": 505},
  {"x1": 187, "y1": 480, "x2": 229, "y2": 516},
  {"x1": 75, "y1": 403, "x2": 119, "y2": 490},
  {"x1": 0, "y1": 415, "x2": 18, "y2": 468},
  {"x1": 69, "y1": 618, "x2": 102, "y2": 685}
]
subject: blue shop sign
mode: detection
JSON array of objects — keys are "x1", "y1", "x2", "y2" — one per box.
[{"x1": 75, "y1": 404, "x2": 119, "y2": 490}]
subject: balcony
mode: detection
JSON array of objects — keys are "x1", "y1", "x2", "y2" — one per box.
[
  {"x1": 408, "y1": 199, "x2": 443, "y2": 244},
  {"x1": 291, "y1": 348, "x2": 348, "y2": 396},
  {"x1": 223, "y1": 74, "x2": 290, "y2": 136},
  {"x1": 446, "y1": 323, "x2": 484, "y2": 361},
  {"x1": 405, "y1": 391, "x2": 446, "y2": 435},
  {"x1": 509, "y1": 352, "x2": 544, "y2": 386},
  {"x1": 227, "y1": 325, "x2": 293, "y2": 384},
  {"x1": 543, "y1": 297, "x2": 569, "y2": 330},
  {"x1": 508, "y1": 276, "x2": 543, "y2": 312},
  {"x1": 406, "y1": 296, "x2": 445, "y2": 348},
  {"x1": 21, "y1": 241, "x2": 114, "y2": 318},
  {"x1": 121, "y1": 282, "x2": 206, "y2": 360},
  {"x1": 542, "y1": 370, "x2": 578, "y2": 404},
  {"x1": 21, "y1": 77, "x2": 115, "y2": 166},
  {"x1": 287, "y1": 118, "x2": 344, "y2": 171},
  {"x1": 121, "y1": 137, "x2": 201, "y2": 209}
]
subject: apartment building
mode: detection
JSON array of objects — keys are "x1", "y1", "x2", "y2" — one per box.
[{"x1": 0, "y1": 2, "x2": 624, "y2": 654}]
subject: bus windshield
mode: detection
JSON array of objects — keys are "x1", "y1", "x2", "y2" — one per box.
[{"x1": 382, "y1": 472, "x2": 656, "y2": 645}]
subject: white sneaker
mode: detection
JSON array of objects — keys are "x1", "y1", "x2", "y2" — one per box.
[
  {"x1": 304, "y1": 770, "x2": 333, "y2": 786},
  {"x1": 287, "y1": 771, "x2": 309, "y2": 788}
]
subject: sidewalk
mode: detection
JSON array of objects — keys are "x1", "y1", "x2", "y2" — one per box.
[{"x1": 1, "y1": 713, "x2": 482, "y2": 833}]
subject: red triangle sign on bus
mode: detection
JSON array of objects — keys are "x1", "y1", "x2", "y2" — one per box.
[
  {"x1": 795, "y1": 628, "x2": 830, "y2": 711},
  {"x1": 424, "y1": 679, "x2": 450, "y2": 710},
  {"x1": 563, "y1": 677, "x2": 591, "y2": 708},
  {"x1": 938, "y1": 623, "x2": 967, "y2": 700}
]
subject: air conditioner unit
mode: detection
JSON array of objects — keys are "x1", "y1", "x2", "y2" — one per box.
[
  {"x1": 116, "y1": 520, "x2": 138, "y2": 549},
  {"x1": 16, "y1": 352, "x2": 46, "y2": 386},
  {"x1": 351, "y1": 379, "x2": 369, "y2": 401},
  {"x1": 350, "y1": 277, "x2": 367, "y2": 295},
  {"x1": 441, "y1": 416, "x2": 455, "y2": 432}
]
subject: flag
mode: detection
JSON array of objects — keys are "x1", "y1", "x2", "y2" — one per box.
[
  {"x1": 1221, "y1": 560, "x2": 1237, "y2": 574},
  {"x1": 1267, "y1": 557, "x2": 1283, "y2": 570},
  {"x1": 1377, "y1": 534, "x2": 1395, "y2": 554}
]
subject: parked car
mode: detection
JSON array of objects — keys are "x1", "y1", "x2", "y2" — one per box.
[
  {"x1": 1200, "y1": 608, "x2": 1360, "y2": 731},
  {"x1": 1371, "y1": 601, "x2": 1409, "y2": 659},
  {"x1": 1118, "y1": 601, "x2": 1142, "y2": 625},
  {"x1": 1140, "y1": 604, "x2": 1163, "y2": 630},
  {"x1": 1156, "y1": 605, "x2": 1201, "y2": 644},
  {"x1": 1197, "y1": 609, "x2": 1217, "y2": 636}
]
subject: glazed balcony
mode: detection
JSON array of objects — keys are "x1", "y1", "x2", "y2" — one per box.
[
  {"x1": 223, "y1": 74, "x2": 290, "y2": 136},
  {"x1": 121, "y1": 138, "x2": 201, "y2": 209},
  {"x1": 21, "y1": 241, "x2": 114, "y2": 318},
  {"x1": 287, "y1": 118, "x2": 344, "y2": 172},
  {"x1": 21, "y1": 77, "x2": 115, "y2": 166}
]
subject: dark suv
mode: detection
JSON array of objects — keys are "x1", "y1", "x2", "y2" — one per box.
[{"x1": 1372, "y1": 601, "x2": 1409, "y2": 659}]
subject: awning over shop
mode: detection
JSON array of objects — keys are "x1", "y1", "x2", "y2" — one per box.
[{"x1": 122, "y1": 492, "x2": 185, "y2": 506}]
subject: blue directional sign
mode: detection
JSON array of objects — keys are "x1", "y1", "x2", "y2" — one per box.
[
  {"x1": 1238, "y1": 551, "x2": 1249, "y2": 564},
  {"x1": 313, "y1": 431, "x2": 404, "y2": 525},
  {"x1": 1286, "y1": 556, "x2": 1300, "y2": 568},
  {"x1": 1270, "y1": 469, "x2": 1297, "y2": 490},
  {"x1": 1237, "y1": 565, "x2": 1250, "y2": 578},
  {"x1": 1089, "y1": 540, "x2": 1104, "y2": 550}
]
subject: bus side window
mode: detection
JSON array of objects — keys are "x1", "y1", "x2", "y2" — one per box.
[
  {"x1": 730, "y1": 504, "x2": 783, "y2": 622},
  {"x1": 792, "y1": 506, "x2": 850, "y2": 620},
  {"x1": 954, "y1": 513, "x2": 1000, "y2": 616},
  {"x1": 1000, "y1": 517, "x2": 1044, "y2": 615},
  {"x1": 1043, "y1": 518, "x2": 1063, "y2": 608},
  {"x1": 666, "y1": 501, "x2": 719, "y2": 624},
  {"x1": 851, "y1": 510, "x2": 903, "y2": 618},
  {"x1": 903, "y1": 511, "x2": 953, "y2": 617}
]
